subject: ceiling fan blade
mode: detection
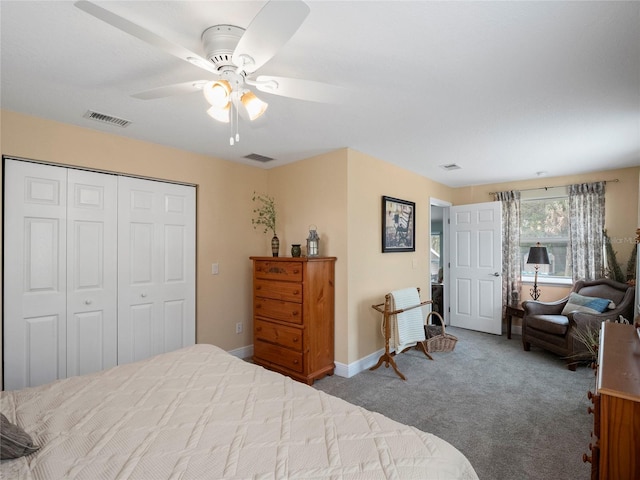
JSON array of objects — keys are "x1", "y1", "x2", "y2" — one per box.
[
  {"x1": 253, "y1": 75, "x2": 346, "y2": 103},
  {"x1": 74, "y1": 1, "x2": 218, "y2": 75},
  {"x1": 131, "y1": 81, "x2": 209, "y2": 100},
  {"x1": 232, "y1": 0, "x2": 310, "y2": 74}
]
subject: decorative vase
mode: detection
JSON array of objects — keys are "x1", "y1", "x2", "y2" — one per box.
[
  {"x1": 271, "y1": 235, "x2": 279, "y2": 257},
  {"x1": 291, "y1": 244, "x2": 301, "y2": 257}
]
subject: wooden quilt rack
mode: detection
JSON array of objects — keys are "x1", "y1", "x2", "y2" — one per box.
[{"x1": 370, "y1": 288, "x2": 433, "y2": 380}]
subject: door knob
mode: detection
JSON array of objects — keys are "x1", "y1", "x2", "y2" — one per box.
[
  {"x1": 84, "y1": 299, "x2": 93, "y2": 305},
  {"x1": 141, "y1": 293, "x2": 147, "y2": 298},
  {"x1": 490, "y1": 272, "x2": 500, "y2": 277}
]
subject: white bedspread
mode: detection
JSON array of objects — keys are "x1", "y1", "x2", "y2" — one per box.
[{"x1": 1, "y1": 344, "x2": 477, "y2": 479}]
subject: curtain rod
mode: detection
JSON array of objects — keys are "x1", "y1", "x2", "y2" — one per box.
[{"x1": 489, "y1": 178, "x2": 619, "y2": 196}]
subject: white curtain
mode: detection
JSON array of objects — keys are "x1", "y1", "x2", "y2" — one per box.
[
  {"x1": 568, "y1": 181, "x2": 605, "y2": 281},
  {"x1": 495, "y1": 190, "x2": 521, "y2": 308}
]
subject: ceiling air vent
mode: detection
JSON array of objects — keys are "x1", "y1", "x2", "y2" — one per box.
[
  {"x1": 83, "y1": 110, "x2": 132, "y2": 128},
  {"x1": 439, "y1": 163, "x2": 462, "y2": 171},
  {"x1": 244, "y1": 153, "x2": 275, "y2": 163}
]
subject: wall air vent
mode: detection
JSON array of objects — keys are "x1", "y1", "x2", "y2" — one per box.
[
  {"x1": 83, "y1": 110, "x2": 132, "y2": 128},
  {"x1": 439, "y1": 163, "x2": 462, "y2": 171},
  {"x1": 244, "y1": 153, "x2": 275, "y2": 163}
]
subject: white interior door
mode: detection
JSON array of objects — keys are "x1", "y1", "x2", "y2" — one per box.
[
  {"x1": 117, "y1": 176, "x2": 195, "y2": 364},
  {"x1": 4, "y1": 160, "x2": 68, "y2": 390},
  {"x1": 449, "y1": 201, "x2": 503, "y2": 335},
  {"x1": 66, "y1": 169, "x2": 118, "y2": 377}
]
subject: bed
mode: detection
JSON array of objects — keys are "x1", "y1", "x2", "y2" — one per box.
[{"x1": 1, "y1": 344, "x2": 478, "y2": 479}]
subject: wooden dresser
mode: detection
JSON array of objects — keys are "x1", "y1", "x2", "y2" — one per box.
[
  {"x1": 250, "y1": 256, "x2": 336, "y2": 385},
  {"x1": 584, "y1": 322, "x2": 640, "y2": 479}
]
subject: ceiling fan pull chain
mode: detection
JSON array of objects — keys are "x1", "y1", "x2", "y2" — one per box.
[
  {"x1": 229, "y1": 103, "x2": 234, "y2": 146},
  {"x1": 235, "y1": 97, "x2": 240, "y2": 143}
]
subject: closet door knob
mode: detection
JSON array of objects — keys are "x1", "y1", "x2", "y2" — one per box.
[
  {"x1": 84, "y1": 299, "x2": 92, "y2": 305},
  {"x1": 141, "y1": 293, "x2": 147, "y2": 298}
]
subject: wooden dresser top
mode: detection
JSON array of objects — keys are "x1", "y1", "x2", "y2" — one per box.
[{"x1": 597, "y1": 322, "x2": 640, "y2": 402}]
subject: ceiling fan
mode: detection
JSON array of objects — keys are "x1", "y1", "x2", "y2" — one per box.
[{"x1": 74, "y1": 0, "x2": 342, "y2": 144}]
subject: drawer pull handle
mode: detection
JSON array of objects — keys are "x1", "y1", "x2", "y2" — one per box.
[
  {"x1": 256, "y1": 285, "x2": 262, "y2": 290},
  {"x1": 293, "y1": 337, "x2": 299, "y2": 342},
  {"x1": 293, "y1": 290, "x2": 300, "y2": 295},
  {"x1": 293, "y1": 269, "x2": 300, "y2": 274},
  {"x1": 582, "y1": 453, "x2": 591, "y2": 464},
  {"x1": 256, "y1": 304, "x2": 262, "y2": 309},
  {"x1": 587, "y1": 406, "x2": 596, "y2": 415},
  {"x1": 292, "y1": 311, "x2": 299, "y2": 316},
  {"x1": 293, "y1": 360, "x2": 299, "y2": 364}
]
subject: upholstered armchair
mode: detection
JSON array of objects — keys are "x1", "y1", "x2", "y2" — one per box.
[{"x1": 522, "y1": 278, "x2": 635, "y2": 370}]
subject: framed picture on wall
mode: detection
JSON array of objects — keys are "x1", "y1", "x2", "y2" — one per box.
[{"x1": 381, "y1": 196, "x2": 415, "y2": 253}]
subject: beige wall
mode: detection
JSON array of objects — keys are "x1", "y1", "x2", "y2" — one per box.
[
  {"x1": 0, "y1": 110, "x2": 268, "y2": 389},
  {"x1": 265, "y1": 148, "x2": 455, "y2": 365},
  {"x1": 452, "y1": 168, "x2": 640, "y2": 303},
  {"x1": 344, "y1": 150, "x2": 454, "y2": 363},
  {"x1": 267, "y1": 150, "x2": 349, "y2": 363},
  {"x1": 2, "y1": 110, "x2": 638, "y2": 382}
]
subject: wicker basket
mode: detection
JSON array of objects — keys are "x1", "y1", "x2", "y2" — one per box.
[{"x1": 423, "y1": 311, "x2": 458, "y2": 353}]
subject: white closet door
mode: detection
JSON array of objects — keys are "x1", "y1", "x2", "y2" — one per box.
[
  {"x1": 66, "y1": 169, "x2": 118, "y2": 377},
  {"x1": 4, "y1": 160, "x2": 68, "y2": 390},
  {"x1": 117, "y1": 176, "x2": 195, "y2": 364}
]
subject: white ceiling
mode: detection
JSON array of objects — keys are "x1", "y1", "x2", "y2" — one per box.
[{"x1": 1, "y1": 1, "x2": 639, "y2": 187}]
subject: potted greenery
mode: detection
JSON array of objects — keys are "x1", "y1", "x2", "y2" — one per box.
[{"x1": 252, "y1": 192, "x2": 279, "y2": 256}]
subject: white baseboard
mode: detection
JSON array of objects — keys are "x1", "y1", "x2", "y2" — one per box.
[
  {"x1": 334, "y1": 348, "x2": 385, "y2": 378},
  {"x1": 227, "y1": 342, "x2": 384, "y2": 379},
  {"x1": 231, "y1": 329, "x2": 522, "y2": 376},
  {"x1": 228, "y1": 344, "x2": 253, "y2": 359}
]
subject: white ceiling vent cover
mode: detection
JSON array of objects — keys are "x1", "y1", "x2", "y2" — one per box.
[
  {"x1": 83, "y1": 110, "x2": 132, "y2": 128},
  {"x1": 439, "y1": 163, "x2": 462, "y2": 171},
  {"x1": 244, "y1": 153, "x2": 275, "y2": 163}
]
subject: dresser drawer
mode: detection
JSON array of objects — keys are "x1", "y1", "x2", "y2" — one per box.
[
  {"x1": 254, "y1": 340, "x2": 304, "y2": 373},
  {"x1": 254, "y1": 279, "x2": 302, "y2": 303},
  {"x1": 254, "y1": 319, "x2": 302, "y2": 351},
  {"x1": 254, "y1": 260, "x2": 303, "y2": 282},
  {"x1": 255, "y1": 297, "x2": 303, "y2": 324}
]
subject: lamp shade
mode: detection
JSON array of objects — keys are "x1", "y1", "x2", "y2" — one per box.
[
  {"x1": 241, "y1": 90, "x2": 268, "y2": 121},
  {"x1": 206, "y1": 104, "x2": 230, "y2": 123},
  {"x1": 203, "y1": 80, "x2": 231, "y2": 108},
  {"x1": 527, "y1": 243, "x2": 550, "y2": 265}
]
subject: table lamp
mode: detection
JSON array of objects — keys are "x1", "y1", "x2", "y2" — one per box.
[{"x1": 527, "y1": 242, "x2": 550, "y2": 300}]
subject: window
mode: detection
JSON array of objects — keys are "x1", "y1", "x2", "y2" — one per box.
[{"x1": 520, "y1": 188, "x2": 571, "y2": 282}]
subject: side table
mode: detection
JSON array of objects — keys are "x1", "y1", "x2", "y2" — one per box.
[{"x1": 505, "y1": 304, "x2": 524, "y2": 339}]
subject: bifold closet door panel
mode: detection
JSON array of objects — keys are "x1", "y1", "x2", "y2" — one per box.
[
  {"x1": 4, "y1": 160, "x2": 68, "y2": 390},
  {"x1": 65, "y1": 168, "x2": 118, "y2": 378},
  {"x1": 117, "y1": 176, "x2": 196, "y2": 365},
  {"x1": 3, "y1": 161, "x2": 119, "y2": 390}
]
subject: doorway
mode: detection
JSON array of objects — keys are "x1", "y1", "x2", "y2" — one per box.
[{"x1": 430, "y1": 198, "x2": 450, "y2": 324}]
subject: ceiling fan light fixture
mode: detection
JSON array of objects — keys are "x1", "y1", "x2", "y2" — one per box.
[
  {"x1": 206, "y1": 104, "x2": 230, "y2": 123},
  {"x1": 241, "y1": 90, "x2": 268, "y2": 121},
  {"x1": 203, "y1": 80, "x2": 231, "y2": 108}
]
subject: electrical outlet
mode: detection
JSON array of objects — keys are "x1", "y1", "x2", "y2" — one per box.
[{"x1": 235, "y1": 322, "x2": 243, "y2": 334}]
